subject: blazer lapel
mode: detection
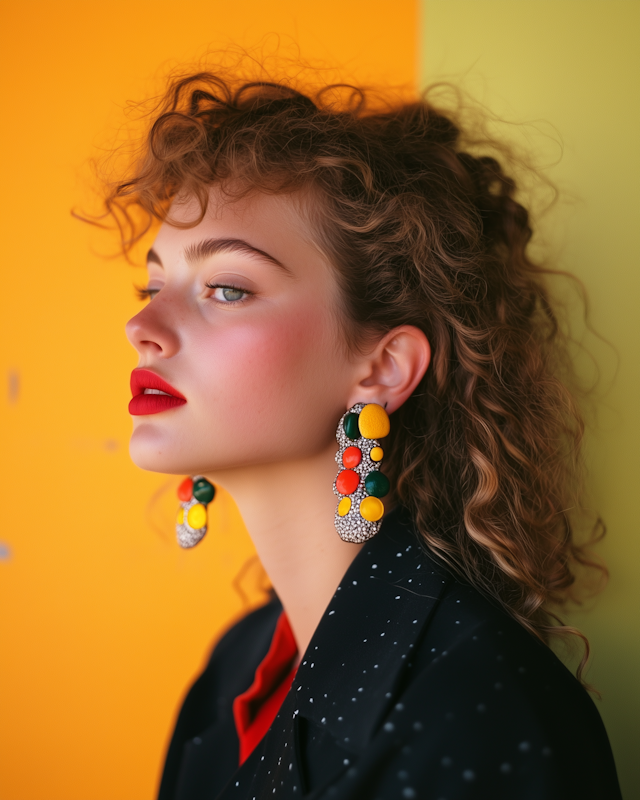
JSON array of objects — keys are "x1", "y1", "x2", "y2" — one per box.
[
  {"x1": 292, "y1": 507, "x2": 451, "y2": 751},
  {"x1": 218, "y1": 508, "x2": 453, "y2": 799}
]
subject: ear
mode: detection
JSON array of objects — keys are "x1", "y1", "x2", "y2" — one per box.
[{"x1": 346, "y1": 326, "x2": 431, "y2": 414}]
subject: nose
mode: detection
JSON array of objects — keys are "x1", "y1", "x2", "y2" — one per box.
[{"x1": 125, "y1": 298, "x2": 180, "y2": 360}]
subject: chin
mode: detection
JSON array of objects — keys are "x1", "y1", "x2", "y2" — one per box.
[{"x1": 129, "y1": 424, "x2": 191, "y2": 475}]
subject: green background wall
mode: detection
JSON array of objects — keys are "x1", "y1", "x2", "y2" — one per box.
[{"x1": 421, "y1": 2, "x2": 639, "y2": 796}]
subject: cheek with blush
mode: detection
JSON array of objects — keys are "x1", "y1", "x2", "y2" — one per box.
[{"x1": 191, "y1": 301, "x2": 344, "y2": 462}]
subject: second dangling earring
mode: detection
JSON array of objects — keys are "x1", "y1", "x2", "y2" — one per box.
[
  {"x1": 175, "y1": 475, "x2": 216, "y2": 548},
  {"x1": 333, "y1": 402, "x2": 390, "y2": 543}
]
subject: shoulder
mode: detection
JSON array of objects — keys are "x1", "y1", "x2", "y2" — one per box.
[
  {"x1": 165, "y1": 597, "x2": 281, "y2": 749},
  {"x1": 157, "y1": 598, "x2": 282, "y2": 800},
  {"x1": 205, "y1": 595, "x2": 282, "y2": 670},
  {"x1": 418, "y1": 575, "x2": 581, "y2": 701},
  {"x1": 384, "y1": 571, "x2": 621, "y2": 799},
  {"x1": 415, "y1": 575, "x2": 593, "y2": 722},
  {"x1": 290, "y1": 510, "x2": 620, "y2": 799}
]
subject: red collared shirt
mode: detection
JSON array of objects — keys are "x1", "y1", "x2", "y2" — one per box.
[{"x1": 232, "y1": 611, "x2": 298, "y2": 765}]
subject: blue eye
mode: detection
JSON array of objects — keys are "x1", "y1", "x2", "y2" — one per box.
[
  {"x1": 206, "y1": 283, "x2": 251, "y2": 303},
  {"x1": 220, "y1": 287, "x2": 245, "y2": 301}
]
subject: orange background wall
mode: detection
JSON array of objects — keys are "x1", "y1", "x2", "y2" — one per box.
[{"x1": 0, "y1": 3, "x2": 417, "y2": 799}]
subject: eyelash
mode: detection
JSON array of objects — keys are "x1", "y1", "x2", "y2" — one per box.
[
  {"x1": 135, "y1": 284, "x2": 253, "y2": 303},
  {"x1": 136, "y1": 286, "x2": 159, "y2": 301},
  {"x1": 205, "y1": 282, "x2": 253, "y2": 304}
]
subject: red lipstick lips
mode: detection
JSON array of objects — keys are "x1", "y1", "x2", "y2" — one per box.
[{"x1": 129, "y1": 369, "x2": 187, "y2": 416}]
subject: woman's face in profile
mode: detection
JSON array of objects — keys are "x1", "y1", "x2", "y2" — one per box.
[{"x1": 126, "y1": 186, "x2": 358, "y2": 479}]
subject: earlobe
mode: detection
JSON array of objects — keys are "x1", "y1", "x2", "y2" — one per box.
[{"x1": 347, "y1": 325, "x2": 431, "y2": 415}]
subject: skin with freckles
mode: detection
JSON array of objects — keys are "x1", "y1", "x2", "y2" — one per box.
[{"x1": 126, "y1": 186, "x2": 431, "y2": 657}]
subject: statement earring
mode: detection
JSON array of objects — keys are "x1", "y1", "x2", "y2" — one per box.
[
  {"x1": 176, "y1": 476, "x2": 216, "y2": 548},
  {"x1": 333, "y1": 403, "x2": 390, "y2": 543}
]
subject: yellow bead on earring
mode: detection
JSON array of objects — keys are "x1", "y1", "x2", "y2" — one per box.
[
  {"x1": 358, "y1": 403, "x2": 391, "y2": 439},
  {"x1": 369, "y1": 446, "x2": 384, "y2": 462},
  {"x1": 338, "y1": 497, "x2": 352, "y2": 516},
  {"x1": 359, "y1": 496, "x2": 385, "y2": 522}
]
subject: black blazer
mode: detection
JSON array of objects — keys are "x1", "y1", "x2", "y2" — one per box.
[{"x1": 158, "y1": 508, "x2": 621, "y2": 800}]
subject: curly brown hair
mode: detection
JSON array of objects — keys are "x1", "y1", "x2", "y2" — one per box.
[{"x1": 95, "y1": 69, "x2": 604, "y2": 682}]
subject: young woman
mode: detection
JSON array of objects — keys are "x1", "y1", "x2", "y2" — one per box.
[{"x1": 102, "y1": 71, "x2": 622, "y2": 799}]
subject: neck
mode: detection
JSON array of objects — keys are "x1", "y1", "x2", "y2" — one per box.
[{"x1": 210, "y1": 442, "x2": 363, "y2": 658}]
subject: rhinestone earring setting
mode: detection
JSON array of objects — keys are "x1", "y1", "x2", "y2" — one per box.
[
  {"x1": 175, "y1": 475, "x2": 216, "y2": 548},
  {"x1": 333, "y1": 402, "x2": 390, "y2": 543}
]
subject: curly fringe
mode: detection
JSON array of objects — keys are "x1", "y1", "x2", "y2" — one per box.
[{"x1": 89, "y1": 67, "x2": 607, "y2": 686}]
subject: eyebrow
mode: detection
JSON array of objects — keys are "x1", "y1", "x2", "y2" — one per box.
[
  {"x1": 146, "y1": 248, "x2": 163, "y2": 267},
  {"x1": 146, "y1": 238, "x2": 291, "y2": 274}
]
